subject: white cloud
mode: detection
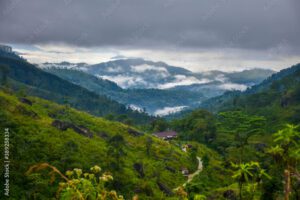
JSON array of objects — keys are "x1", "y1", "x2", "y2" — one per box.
[
  {"x1": 107, "y1": 66, "x2": 123, "y2": 73},
  {"x1": 154, "y1": 106, "x2": 188, "y2": 116},
  {"x1": 98, "y1": 75, "x2": 147, "y2": 88},
  {"x1": 130, "y1": 64, "x2": 168, "y2": 73},
  {"x1": 217, "y1": 83, "x2": 248, "y2": 91},
  {"x1": 128, "y1": 104, "x2": 144, "y2": 112},
  {"x1": 158, "y1": 75, "x2": 211, "y2": 89},
  {"x1": 215, "y1": 74, "x2": 227, "y2": 82},
  {"x1": 11, "y1": 43, "x2": 300, "y2": 72}
]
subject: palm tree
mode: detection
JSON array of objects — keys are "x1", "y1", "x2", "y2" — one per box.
[
  {"x1": 231, "y1": 161, "x2": 270, "y2": 200},
  {"x1": 267, "y1": 124, "x2": 300, "y2": 200}
]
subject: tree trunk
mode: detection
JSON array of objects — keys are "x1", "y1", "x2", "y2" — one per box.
[
  {"x1": 284, "y1": 169, "x2": 291, "y2": 200},
  {"x1": 239, "y1": 181, "x2": 243, "y2": 200}
]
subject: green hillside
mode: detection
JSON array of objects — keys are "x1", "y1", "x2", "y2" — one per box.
[
  {"x1": 199, "y1": 63, "x2": 300, "y2": 131},
  {"x1": 0, "y1": 56, "x2": 153, "y2": 124},
  {"x1": 0, "y1": 89, "x2": 205, "y2": 199}
]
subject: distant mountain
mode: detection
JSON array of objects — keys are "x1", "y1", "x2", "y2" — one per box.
[
  {"x1": 40, "y1": 58, "x2": 274, "y2": 91},
  {"x1": 45, "y1": 68, "x2": 204, "y2": 115},
  {"x1": 0, "y1": 56, "x2": 153, "y2": 124},
  {"x1": 41, "y1": 59, "x2": 274, "y2": 115},
  {"x1": 198, "y1": 63, "x2": 300, "y2": 128}
]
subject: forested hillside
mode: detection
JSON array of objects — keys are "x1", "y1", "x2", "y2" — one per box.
[
  {"x1": 199, "y1": 63, "x2": 300, "y2": 131},
  {"x1": 0, "y1": 54, "x2": 299, "y2": 200},
  {"x1": 0, "y1": 56, "x2": 153, "y2": 124},
  {"x1": 45, "y1": 68, "x2": 204, "y2": 115},
  {"x1": 0, "y1": 89, "x2": 209, "y2": 199}
]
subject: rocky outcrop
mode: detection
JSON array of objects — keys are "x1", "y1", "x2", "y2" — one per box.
[
  {"x1": 165, "y1": 166, "x2": 176, "y2": 173},
  {"x1": 52, "y1": 120, "x2": 93, "y2": 138},
  {"x1": 16, "y1": 105, "x2": 38, "y2": 118},
  {"x1": 157, "y1": 181, "x2": 173, "y2": 196},
  {"x1": 97, "y1": 131, "x2": 109, "y2": 139},
  {"x1": 133, "y1": 163, "x2": 145, "y2": 178},
  {"x1": 19, "y1": 98, "x2": 33, "y2": 106},
  {"x1": 128, "y1": 128, "x2": 143, "y2": 137}
]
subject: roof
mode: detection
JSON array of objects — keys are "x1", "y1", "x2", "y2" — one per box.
[{"x1": 153, "y1": 130, "x2": 177, "y2": 138}]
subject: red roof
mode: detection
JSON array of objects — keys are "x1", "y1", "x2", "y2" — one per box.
[{"x1": 153, "y1": 131, "x2": 177, "y2": 138}]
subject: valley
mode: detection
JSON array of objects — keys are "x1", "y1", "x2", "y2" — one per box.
[{"x1": 0, "y1": 48, "x2": 299, "y2": 200}]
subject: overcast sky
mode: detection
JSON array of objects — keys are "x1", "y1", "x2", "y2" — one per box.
[{"x1": 0, "y1": 0, "x2": 299, "y2": 71}]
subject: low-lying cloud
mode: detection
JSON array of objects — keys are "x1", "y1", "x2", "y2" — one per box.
[{"x1": 154, "y1": 106, "x2": 188, "y2": 116}]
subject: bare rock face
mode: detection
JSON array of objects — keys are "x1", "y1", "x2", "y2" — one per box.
[
  {"x1": 156, "y1": 181, "x2": 173, "y2": 196},
  {"x1": 19, "y1": 97, "x2": 33, "y2": 106},
  {"x1": 15, "y1": 105, "x2": 39, "y2": 118},
  {"x1": 165, "y1": 166, "x2": 176, "y2": 173},
  {"x1": 128, "y1": 128, "x2": 143, "y2": 137},
  {"x1": 133, "y1": 163, "x2": 145, "y2": 178},
  {"x1": 52, "y1": 120, "x2": 93, "y2": 138},
  {"x1": 97, "y1": 131, "x2": 109, "y2": 139}
]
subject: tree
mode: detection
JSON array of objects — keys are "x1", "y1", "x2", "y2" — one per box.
[
  {"x1": 145, "y1": 136, "x2": 153, "y2": 157},
  {"x1": 107, "y1": 135, "x2": 126, "y2": 171},
  {"x1": 151, "y1": 118, "x2": 169, "y2": 132},
  {"x1": 172, "y1": 110, "x2": 216, "y2": 143},
  {"x1": 231, "y1": 161, "x2": 270, "y2": 200},
  {"x1": 218, "y1": 111, "x2": 266, "y2": 162},
  {"x1": 0, "y1": 64, "x2": 10, "y2": 86},
  {"x1": 267, "y1": 124, "x2": 300, "y2": 200}
]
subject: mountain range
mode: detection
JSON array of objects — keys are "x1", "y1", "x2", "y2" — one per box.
[
  {"x1": 0, "y1": 53, "x2": 153, "y2": 124},
  {"x1": 41, "y1": 58, "x2": 274, "y2": 115},
  {"x1": 1, "y1": 48, "x2": 300, "y2": 199}
]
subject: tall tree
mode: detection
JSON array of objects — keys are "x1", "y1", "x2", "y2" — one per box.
[
  {"x1": 218, "y1": 111, "x2": 266, "y2": 162},
  {"x1": 0, "y1": 64, "x2": 10, "y2": 86},
  {"x1": 107, "y1": 134, "x2": 126, "y2": 171},
  {"x1": 268, "y1": 124, "x2": 300, "y2": 200}
]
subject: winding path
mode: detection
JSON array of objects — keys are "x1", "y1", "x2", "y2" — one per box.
[{"x1": 174, "y1": 156, "x2": 203, "y2": 190}]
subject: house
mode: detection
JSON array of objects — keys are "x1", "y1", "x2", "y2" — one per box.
[
  {"x1": 153, "y1": 130, "x2": 177, "y2": 140},
  {"x1": 181, "y1": 167, "x2": 189, "y2": 176}
]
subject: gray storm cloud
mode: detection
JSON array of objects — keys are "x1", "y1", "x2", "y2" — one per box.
[{"x1": 0, "y1": 0, "x2": 299, "y2": 54}]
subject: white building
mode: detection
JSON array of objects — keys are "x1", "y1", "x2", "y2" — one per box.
[{"x1": 0, "y1": 45, "x2": 12, "y2": 53}]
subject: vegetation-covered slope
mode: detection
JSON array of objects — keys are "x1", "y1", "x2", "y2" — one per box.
[
  {"x1": 0, "y1": 89, "x2": 200, "y2": 199},
  {"x1": 0, "y1": 56, "x2": 153, "y2": 124},
  {"x1": 45, "y1": 68, "x2": 204, "y2": 114},
  {"x1": 199, "y1": 63, "x2": 300, "y2": 131}
]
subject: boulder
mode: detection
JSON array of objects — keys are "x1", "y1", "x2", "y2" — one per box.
[
  {"x1": 73, "y1": 125, "x2": 93, "y2": 138},
  {"x1": 156, "y1": 181, "x2": 173, "y2": 196},
  {"x1": 128, "y1": 128, "x2": 143, "y2": 137},
  {"x1": 133, "y1": 163, "x2": 145, "y2": 178},
  {"x1": 52, "y1": 120, "x2": 71, "y2": 131},
  {"x1": 16, "y1": 105, "x2": 38, "y2": 118},
  {"x1": 97, "y1": 131, "x2": 109, "y2": 139},
  {"x1": 52, "y1": 120, "x2": 93, "y2": 138},
  {"x1": 165, "y1": 166, "x2": 176, "y2": 173},
  {"x1": 19, "y1": 98, "x2": 32, "y2": 106}
]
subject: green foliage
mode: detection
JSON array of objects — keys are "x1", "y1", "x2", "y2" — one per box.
[
  {"x1": 172, "y1": 109, "x2": 216, "y2": 143},
  {"x1": 0, "y1": 56, "x2": 154, "y2": 125},
  {"x1": 26, "y1": 163, "x2": 124, "y2": 200},
  {"x1": 231, "y1": 161, "x2": 271, "y2": 200},
  {"x1": 0, "y1": 64, "x2": 10, "y2": 85},
  {"x1": 0, "y1": 90, "x2": 195, "y2": 199},
  {"x1": 267, "y1": 124, "x2": 300, "y2": 199}
]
